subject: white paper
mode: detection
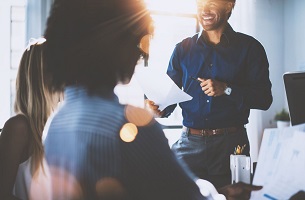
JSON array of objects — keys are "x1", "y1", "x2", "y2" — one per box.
[
  {"x1": 251, "y1": 123, "x2": 305, "y2": 199},
  {"x1": 134, "y1": 67, "x2": 192, "y2": 111}
]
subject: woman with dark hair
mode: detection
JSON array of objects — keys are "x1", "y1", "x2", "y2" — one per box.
[
  {"x1": 43, "y1": 0, "x2": 261, "y2": 199},
  {"x1": 0, "y1": 39, "x2": 57, "y2": 200}
]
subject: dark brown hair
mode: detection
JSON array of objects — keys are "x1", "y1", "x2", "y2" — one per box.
[{"x1": 44, "y1": 0, "x2": 153, "y2": 93}]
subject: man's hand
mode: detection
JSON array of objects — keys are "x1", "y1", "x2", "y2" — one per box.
[
  {"x1": 198, "y1": 78, "x2": 227, "y2": 97},
  {"x1": 217, "y1": 182, "x2": 262, "y2": 200},
  {"x1": 144, "y1": 99, "x2": 164, "y2": 117}
]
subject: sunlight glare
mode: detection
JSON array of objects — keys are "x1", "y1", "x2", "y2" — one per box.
[{"x1": 145, "y1": 0, "x2": 196, "y2": 14}]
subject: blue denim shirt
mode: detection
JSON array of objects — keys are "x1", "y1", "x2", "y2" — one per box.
[{"x1": 163, "y1": 24, "x2": 272, "y2": 129}]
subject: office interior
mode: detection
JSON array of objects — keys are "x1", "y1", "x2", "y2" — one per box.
[{"x1": 0, "y1": 0, "x2": 304, "y2": 165}]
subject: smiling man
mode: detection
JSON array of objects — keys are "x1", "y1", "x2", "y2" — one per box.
[{"x1": 145, "y1": 0, "x2": 272, "y2": 189}]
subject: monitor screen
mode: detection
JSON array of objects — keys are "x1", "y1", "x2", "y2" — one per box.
[{"x1": 283, "y1": 71, "x2": 305, "y2": 126}]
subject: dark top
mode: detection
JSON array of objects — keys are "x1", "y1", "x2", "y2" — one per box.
[
  {"x1": 0, "y1": 114, "x2": 32, "y2": 199},
  {"x1": 163, "y1": 24, "x2": 272, "y2": 129}
]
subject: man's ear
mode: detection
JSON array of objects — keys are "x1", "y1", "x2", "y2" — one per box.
[{"x1": 226, "y1": 2, "x2": 234, "y2": 13}]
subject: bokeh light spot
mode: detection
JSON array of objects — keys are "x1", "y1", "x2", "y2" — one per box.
[
  {"x1": 125, "y1": 105, "x2": 154, "y2": 127},
  {"x1": 49, "y1": 166, "x2": 83, "y2": 200},
  {"x1": 96, "y1": 177, "x2": 126, "y2": 199},
  {"x1": 120, "y1": 123, "x2": 138, "y2": 142},
  {"x1": 29, "y1": 159, "x2": 52, "y2": 200}
]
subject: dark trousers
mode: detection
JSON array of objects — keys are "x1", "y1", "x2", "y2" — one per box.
[{"x1": 171, "y1": 127, "x2": 250, "y2": 189}]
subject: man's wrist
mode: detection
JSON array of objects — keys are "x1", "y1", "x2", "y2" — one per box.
[{"x1": 224, "y1": 83, "x2": 232, "y2": 95}]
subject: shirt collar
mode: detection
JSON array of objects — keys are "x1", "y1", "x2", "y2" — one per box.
[
  {"x1": 196, "y1": 23, "x2": 235, "y2": 47},
  {"x1": 64, "y1": 86, "x2": 118, "y2": 102}
]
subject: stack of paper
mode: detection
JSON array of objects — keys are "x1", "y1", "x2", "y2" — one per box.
[{"x1": 251, "y1": 123, "x2": 305, "y2": 199}]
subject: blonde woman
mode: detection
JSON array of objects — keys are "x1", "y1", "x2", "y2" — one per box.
[{"x1": 0, "y1": 38, "x2": 56, "y2": 200}]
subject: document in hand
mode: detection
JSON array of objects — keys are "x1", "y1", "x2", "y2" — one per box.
[
  {"x1": 251, "y1": 123, "x2": 305, "y2": 199},
  {"x1": 134, "y1": 67, "x2": 192, "y2": 111}
]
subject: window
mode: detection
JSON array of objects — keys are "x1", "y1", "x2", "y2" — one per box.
[
  {"x1": 10, "y1": 5, "x2": 26, "y2": 115},
  {"x1": 0, "y1": 0, "x2": 26, "y2": 127},
  {"x1": 115, "y1": 0, "x2": 199, "y2": 124},
  {"x1": 113, "y1": 0, "x2": 199, "y2": 145}
]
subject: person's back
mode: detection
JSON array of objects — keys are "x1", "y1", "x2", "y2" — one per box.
[{"x1": 45, "y1": 86, "x2": 204, "y2": 199}]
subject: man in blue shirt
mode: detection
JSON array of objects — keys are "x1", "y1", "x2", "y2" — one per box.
[{"x1": 146, "y1": 0, "x2": 272, "y2": 188}]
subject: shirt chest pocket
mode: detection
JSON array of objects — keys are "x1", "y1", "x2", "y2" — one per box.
[{"x1": 179, "y1": 94, "x2": 204, "y2": 119}]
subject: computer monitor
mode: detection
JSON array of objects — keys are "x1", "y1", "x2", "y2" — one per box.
[{"x1": 283, "y1": 71, "x2": 305, "y2": 126}]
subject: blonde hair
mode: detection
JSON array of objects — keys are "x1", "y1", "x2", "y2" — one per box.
[{"x1": 14, "y1": 40, "x2": 55, "y2": 176}]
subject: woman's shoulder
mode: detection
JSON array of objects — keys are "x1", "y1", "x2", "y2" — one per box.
[
  {"x1": 4, "y1": 114, "x2": 29, "y2": 130},
  {"x1": 1, "y1": 114, "x2": 31, "y2": 141}
]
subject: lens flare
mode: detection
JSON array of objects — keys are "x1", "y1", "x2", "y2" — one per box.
[
  {"x1": 29, "y1": 159, "x2": 52, "y2": 200},
  {"x1": 49, "y1": 166, "x2": 83, "y2": 200},
  {"x1": 120, "y1": 123, "x2": 138, "y2": 142},
  {"x1": 125, "y1": 105, "x2": 154, "y2": 127},
  {"x1": 96, "y1": 177, "x2": 126, "y2": 199},
  {"x1": 139, "y1": 34, "x2": 152, "y2": 54},
  {"x1": 145, "y1": 0, "x2": 196, "y2": 14}
]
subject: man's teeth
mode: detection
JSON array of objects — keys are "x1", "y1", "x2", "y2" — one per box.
[{"x1": 203, "y1": 16, "x2": 213, "y2": 20}]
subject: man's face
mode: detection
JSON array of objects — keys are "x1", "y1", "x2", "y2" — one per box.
[{"x1": 196, "y1": 0, "x2": 233, "y2": 31}]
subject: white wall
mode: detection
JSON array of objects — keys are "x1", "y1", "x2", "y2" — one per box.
[
  {"x1": 229, "y1": 0, "x2": 285, "y2": 162},
  {"x1": 0, "y1": 1, "x2": 12, "y2": 127},
  {"x1": 0, "y1": 0, "x2": 27, "y2": 128},
  {"x1": 284, "y1": 0, "x2": 305, "y2": 73},
  {"x1": 227, "y1": 0, "x2": 305, "y2": 162}
]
